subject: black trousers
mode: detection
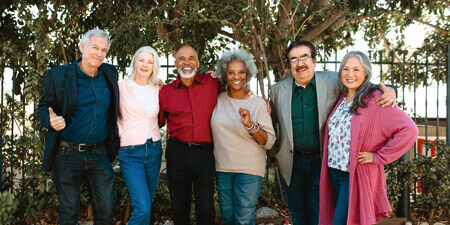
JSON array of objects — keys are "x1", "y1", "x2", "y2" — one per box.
[{"x1": 165, "y1": 138, "x2": 216, "y2": 225}]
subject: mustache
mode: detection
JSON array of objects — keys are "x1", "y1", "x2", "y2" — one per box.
[{"x1": 295, "y1": 65, "x2": 308, "y2": 72}]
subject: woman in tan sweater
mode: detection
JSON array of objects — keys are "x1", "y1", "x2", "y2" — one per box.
[{"x1": 211, "y1": 49, "x2": 276, "y2": 225}]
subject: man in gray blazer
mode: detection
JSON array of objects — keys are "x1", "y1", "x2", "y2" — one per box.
[{"x1": 269, "y1": 40, "x2": 395, "y2": 225}]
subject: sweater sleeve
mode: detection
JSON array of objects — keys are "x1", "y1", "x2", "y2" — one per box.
[
  {"x1": 256, "y1": 97, "x2": 276, "y2": 150},
  {"x1": 372, "y1": 106, "x2": 418, "y2": 165}
]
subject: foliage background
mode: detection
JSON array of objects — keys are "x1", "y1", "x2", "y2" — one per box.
[{"x1": 0, "y1": 0, "x2": 449, "y2": 224}]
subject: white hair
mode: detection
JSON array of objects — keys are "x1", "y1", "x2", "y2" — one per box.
[
  {"x1": 79, "y1": 29, "x2": 111, "y2": 52},
  {"x1": 128, "y1": 46, "x2": 160, "y2": 85}
]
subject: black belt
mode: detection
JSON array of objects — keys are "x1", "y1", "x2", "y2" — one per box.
[
  {"x1": 60, "y1": 141, "x2": 104, "y2": 152},
  {"x1": 170, "y1": 138, "x2": 212, "y2": 149},
  {"x1": 294, "y1": 151, "x2": 319, "y2": 157}
]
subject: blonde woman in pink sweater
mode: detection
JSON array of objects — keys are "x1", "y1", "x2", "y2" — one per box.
[
  {"x1": 117, "y1": 46, "x2": 162, "y2": 225},
  {"x1": 319, "y1": 51, "x2": 418, "y2": 225}
]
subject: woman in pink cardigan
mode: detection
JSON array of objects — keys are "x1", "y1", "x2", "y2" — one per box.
[
  {"x1": 319, "y1": 51, "x2": 418, "y2": 225},
  {"x1": 117, "y1": 46, "x2": 162, "y2": 225}
]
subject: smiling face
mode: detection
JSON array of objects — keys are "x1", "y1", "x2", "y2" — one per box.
[
  {"x1": 80, "y1": 35, "x2": 109, "y2": 69},
  {"x1": 341, "y1": 57, "x2": 366, "y2": 93},
  {"x1": 134, "y1": 51, "x2": 154, "y2": 82},
  {"x1": 225, "y1": 60, "x2": 247, "y2": 92},
  {"x1": 174, "y1": 46, "x2": 199, "y2": 78},
  {"x1": 288, "y1": 45, "x2": 316, "y2": 86}
]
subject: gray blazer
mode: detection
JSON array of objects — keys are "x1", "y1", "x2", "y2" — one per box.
[{"x1": 269, "y1": 71, "x2": 341, "y2": 186}]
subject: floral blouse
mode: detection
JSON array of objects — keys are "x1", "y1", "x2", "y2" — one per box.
[{"x1": 327, "y1": 97, "x2": 353, "y2": 172}]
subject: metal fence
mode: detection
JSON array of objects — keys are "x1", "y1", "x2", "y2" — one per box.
[{"x1": 1, "y1": 46, "x2": 449, "y2": 215}]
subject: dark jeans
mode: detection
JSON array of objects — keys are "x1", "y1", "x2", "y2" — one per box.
[
  {"x1": 329, "y1": 168, "x2": 350, "y2": 225},
  {"x1": 284, "y1": 155, "x2": 321, "y2": 225},
  {"x1": 165, "y1": 138, "x2": 216, "y2": 225},
  {"x1": 54, "y1": 145, "x2": 115, "y2": 225}
]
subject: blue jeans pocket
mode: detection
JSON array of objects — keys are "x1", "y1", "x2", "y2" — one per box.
[{"x1": 56, "y1": 146, "x2": 71, "y2": 157}]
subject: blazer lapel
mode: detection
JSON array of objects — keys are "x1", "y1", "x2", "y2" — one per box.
[
  {"x1": 280, "y1": 76, "x2": 294, "y2": 149},
  {"x1": 315, "y1": 72, "x2": 329, "y2": 131}
]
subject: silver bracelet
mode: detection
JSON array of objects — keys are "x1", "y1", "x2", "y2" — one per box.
[
  {"x1": 250, "y1": 123, "x2": 260, "y2": 133},
  {"x1": 245, "y1": 122, "x2": 256, "y2": 131}
]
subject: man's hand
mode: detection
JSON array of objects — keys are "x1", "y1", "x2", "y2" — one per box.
[
  {"x1": 156, "y1": 78, "x2": 164, "y2": 90},
  {"x1": 49, "y1": 107, "x2": 66, "y2": 131},
  {"x1": 376, "y1": 82, "x2": 397, "y2": 108}
]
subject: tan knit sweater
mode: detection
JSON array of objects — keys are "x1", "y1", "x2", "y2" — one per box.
[{"x1": 211, "y1": 92, "x2": 276, "y2": 177}]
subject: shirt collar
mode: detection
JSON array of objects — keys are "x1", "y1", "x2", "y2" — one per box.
[
  {"x1": 174, "y1": 73, "x2": 205, "y2": 88},
  {"x1": 292, "y1": 73, "x2": 316, "y2": 89},
  {"x1": 76, "y1": 58, "x2": 102, "y2": 78}
]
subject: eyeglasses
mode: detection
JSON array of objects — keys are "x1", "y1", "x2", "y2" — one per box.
[{"x1": 290, "y1": 55, "x2": 312, "y2": 64}]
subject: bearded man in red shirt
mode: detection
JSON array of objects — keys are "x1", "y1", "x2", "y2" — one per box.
[{"x1": 159, "y1": 46, "x2": 223, "y2": 225}]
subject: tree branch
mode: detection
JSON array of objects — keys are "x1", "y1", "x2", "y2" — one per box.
[
  {"x1": 217, "y1": 30, "x2": 234, "y2": 39},
  {"x1": 432, "y1": 0, "x2": 450, "y2": 7},
  {"x1": 313, "y1": 14, "x2": 369, "y2": 45},
  {"x1": 301, "y1": 10, "x2": 344, "y2": 41},
  {"x1": 257, "y1": 34, "x2": 271, "y2": 97},
  {"x1": 369, "y1": 16, "x2": 402, "y2": 62},
  {"x1": 0, "y1": 103, "x2": 29, "y2": 134},
  {"x1": 59, "y1": 35, "x2": 68, "y2": 64},
  {"x1": 42, "y1": 0, "x2": 61, "y2": 33},
  {"x1": 382, "y1": 9, "x2": 448, "y2": 34},
  {"x1": 172, "y1": 0, "x2": 188, "y2": 19},
  {"x1": 45, "y1": 5, "x2": 87, "y2": 35}
]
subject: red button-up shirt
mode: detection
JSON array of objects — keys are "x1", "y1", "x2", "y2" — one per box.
[{"x1": 159, "y1": 73, "x2": 224, "y2": 143}]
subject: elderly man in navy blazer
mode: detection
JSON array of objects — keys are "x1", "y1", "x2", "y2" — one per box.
[{"x1": 38, "y1": 29, "x2": 119, "y2": 225}]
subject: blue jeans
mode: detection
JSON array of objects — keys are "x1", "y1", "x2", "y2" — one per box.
[
  {"x1": 216, "y1": 172, "x2": 262, "y2": 225},
  {"x1": 54, "y1": 145, "x2": 115, "y2": 225},
  {"x1": 119, "y1": 139, "x2": 162, "y2": 225},
  {"x1": 329, "y1": 168, "x2": 350, "y2": 225},
  {"x1": 284, "y1": 155, "x2": 321, "y2": 225}
]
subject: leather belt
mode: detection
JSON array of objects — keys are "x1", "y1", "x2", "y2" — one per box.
[
  {"x1": 170, "y1": 138, "x2": 212, "y2": 149},
  {"x1": 60, "y1": 141, "x2": 104, "y2": 153}
]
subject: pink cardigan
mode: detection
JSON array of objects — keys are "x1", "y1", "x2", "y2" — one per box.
[
  {"x1": 319, "y1": 90, "x2": 418, "y2": 225},
  {"x1": 117, "y1": 80, "x2": 161, "y2": 147}
]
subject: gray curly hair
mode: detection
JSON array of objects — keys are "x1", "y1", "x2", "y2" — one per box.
[{"x1": 215, "y1": 49, "x2": 257, "y2": 86}]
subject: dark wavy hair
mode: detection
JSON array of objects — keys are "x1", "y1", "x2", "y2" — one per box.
[
  {"x1": 338, "y1": 51, "x2": 377, "y2": 114},
  {"x1": 284, "y1": 40, "x2": 317, "y2": 64}
]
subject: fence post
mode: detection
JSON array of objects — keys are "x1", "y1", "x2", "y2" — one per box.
[
  {"x1": 447, "y1": 44, "x2": 450, "y2": 146},
  {"x1": 0, "y1": 58, "x2": 3, "y2": 190},
  {"x1": 397, "y1": 50, "x2": 410, "y2": 220},
  {"x1": 397, "y1": 152, "x2": 411, "y2": 220}
]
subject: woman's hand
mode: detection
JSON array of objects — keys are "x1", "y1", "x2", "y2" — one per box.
[
  {"x1": 239, "y1": 108, "x2": 252, "y2": 127},
  {"x1": 358, "y1": 152, "x2": 374, "y2": 164}
]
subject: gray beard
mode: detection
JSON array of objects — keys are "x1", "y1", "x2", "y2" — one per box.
[{"x1": 179, "y1": 70, "x2": 196, "y2": 78}]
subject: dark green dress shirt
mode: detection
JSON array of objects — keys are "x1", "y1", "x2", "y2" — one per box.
[{"x1": 291, "y1": 75, "x2": 321, "y2": 154}]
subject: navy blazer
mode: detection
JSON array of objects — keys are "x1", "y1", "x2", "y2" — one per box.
[{"x1": 38, "y1": 60, "x2": 120, "y2": 172}]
